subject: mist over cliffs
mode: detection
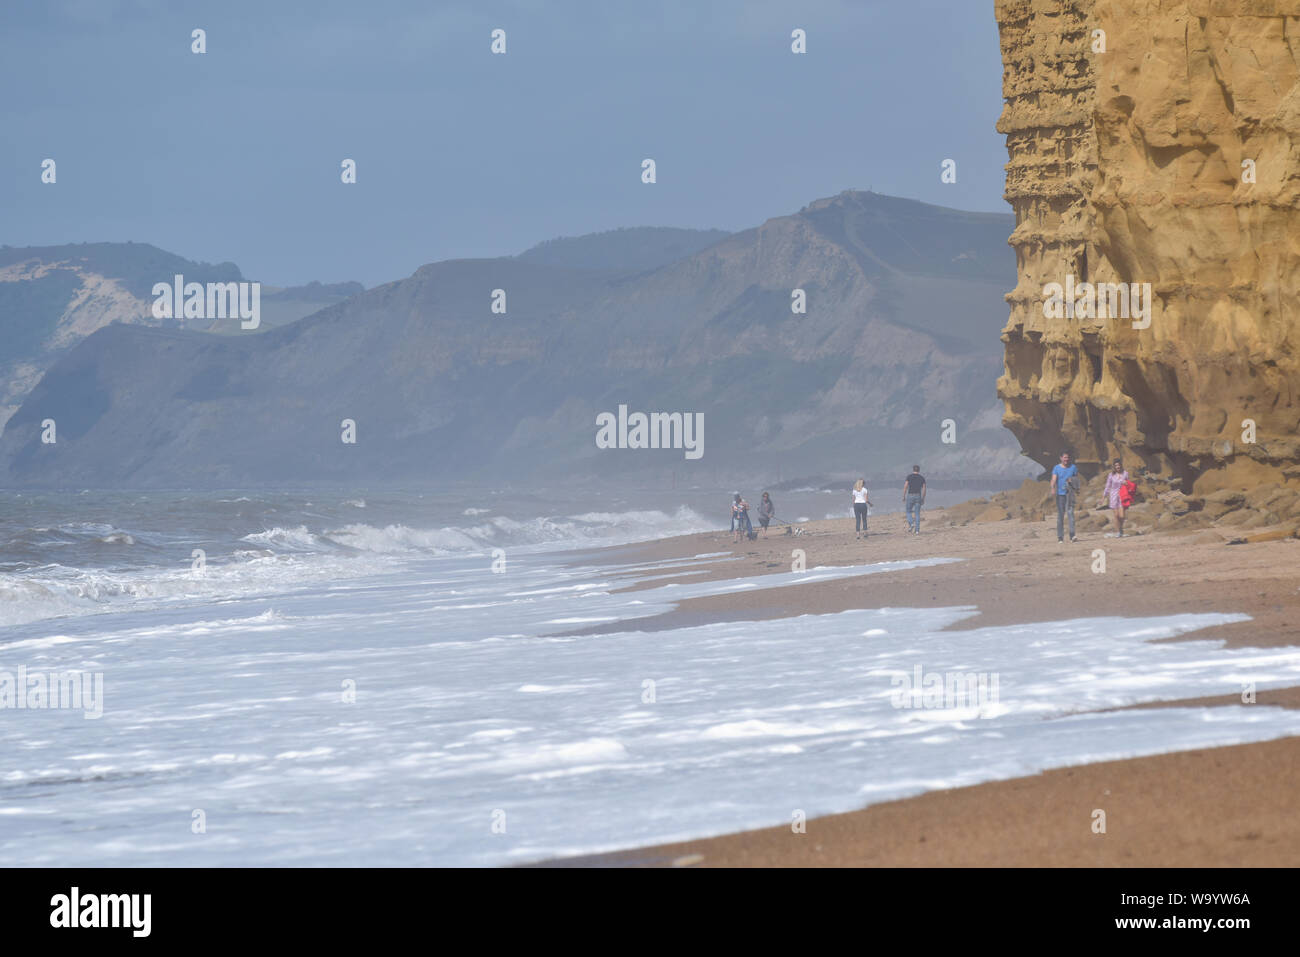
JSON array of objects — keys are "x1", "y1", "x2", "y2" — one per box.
[
  {"x1": 0, "y1": 243, "x2": 365, "y2": 434},
  {"x1": 0, "y1": 243, "x2": 242, "y2": 430},
  {"x1": 0, "y1": 192, "x2": 1025, "y2": 488},
  {"x1": 996, "y1": 0, "x2": 1300, "y2": 493}
]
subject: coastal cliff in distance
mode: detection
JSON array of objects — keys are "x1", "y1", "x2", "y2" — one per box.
[
  {"x1": 0, "y1": 242, "x2": 366, "y2": 432},
  {"x1": 0, "y1": 193, "x2": 1026, "y2": 488},
  {"x1": 995, "y1": 0, "x2": 1300, "y2": 494},
  {"x1": 0, "y1": 243, "x2": 243, "y2": 429}
]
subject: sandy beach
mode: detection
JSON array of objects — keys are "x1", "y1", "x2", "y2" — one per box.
[{"x1": 540, "y1": 502, "x2": 1300, "y2": 867}]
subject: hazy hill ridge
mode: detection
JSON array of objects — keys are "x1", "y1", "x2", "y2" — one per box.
[
  {"x1": 0, "y1": 242, "x2": 365, "y2": 429},
  {"x1": 0, "y1": 243, "x2": 241, "y2": 428},
  {"x1": 0, "y1": 193, "x2": 1027, "y2": 487}
]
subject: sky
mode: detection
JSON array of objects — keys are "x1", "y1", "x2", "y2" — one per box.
[{"x1": 1, "y1": 0, "x2": 1009, "y2": 288}]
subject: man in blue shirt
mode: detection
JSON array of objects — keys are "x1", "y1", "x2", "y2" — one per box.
[{"x1": 1050, "y1": 451, "x2": 1079, "y2": 543}]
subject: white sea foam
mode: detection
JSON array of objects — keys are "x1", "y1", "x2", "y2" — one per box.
[
  {"x1": 2, "y1": 549, "x2": 1298, "y2": 868},
  {"x1": 0, "y1": 506, "x2": 717, "y2": 629},
  {"x1": 240, "y1": 526, "x2": 322, "y2": 551},
  {"x1": 0, "y1": 551, "x2": 391, "y2": 629}
]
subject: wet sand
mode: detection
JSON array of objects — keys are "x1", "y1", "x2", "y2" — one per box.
[
  {"x1": 541, "y1": 736, "x2": 1300, "y2": 867},
  {"x1": 539, "y1": 504, "x2": 1300, "y2": 867}
]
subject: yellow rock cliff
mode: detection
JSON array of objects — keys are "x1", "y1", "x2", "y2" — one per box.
[{"x1": 995, "y1": 0, "x2": 1300, "y2": 493}]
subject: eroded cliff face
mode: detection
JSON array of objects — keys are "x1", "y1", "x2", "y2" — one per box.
[{"x1": 996, "y1": 0, "x2": 1300, "y2": 494}]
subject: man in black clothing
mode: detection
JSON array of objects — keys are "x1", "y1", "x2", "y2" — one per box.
[{"x1": 903, "y1": 466, "x2": 926, "y2": 534}]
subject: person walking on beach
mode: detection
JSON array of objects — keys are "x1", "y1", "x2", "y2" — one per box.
[
  {"x1": 1050, "y1": 451, "x2": 1078, "y2": 543},
  {"x1": 902, "y1": 465, "x2": 926, "y2": 535},
  {"x1": 731, "y1": 493, "x2": 752, "y2": 542},
  {"x1": 757, "y1": 492, "x2": 775, "y2": 538},
  {"x1": 1102, "y1": 458, "x2": 1131, "y2": 537},
  {"x1": 851, "y1": 479, "x2": 870, "y2": 539}
]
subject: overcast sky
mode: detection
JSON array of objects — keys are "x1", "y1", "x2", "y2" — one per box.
[{"x1": 2, "y1": 0, "x2": 1008, "y2": 288}]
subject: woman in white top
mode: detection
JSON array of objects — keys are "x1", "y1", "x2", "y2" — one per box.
[{"x1": 851, "y1": 479, "x2": 870, "y2": 539}]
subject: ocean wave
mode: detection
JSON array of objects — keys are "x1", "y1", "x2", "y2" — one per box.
[
  {"x1": 0, "y1": 523, "x2": 150, "y2": 569},
  {"x1": 325, "y1": 523, "x2": 482, "y2": 553},
  {"x1": 323, "y1": 507, "x2": 714, "y2": 556},
  {"x1": 0, "y1": 506, "x2": 716, "y2": 629},
  {"x1": 0, "y1": 550, "x2": 389, "y2": 630},
  {"x1": 239, "y1": 526, "x2": 325, "y2": 551}
]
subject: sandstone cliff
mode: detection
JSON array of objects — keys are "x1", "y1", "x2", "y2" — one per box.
[{"x1": 995, "y1": 0, "x2": 1300, "y2": 495}]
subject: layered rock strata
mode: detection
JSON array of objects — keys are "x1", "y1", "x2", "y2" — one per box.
[{"x1": 995, "y1": 0, "x2": 1300, "y2": 493}]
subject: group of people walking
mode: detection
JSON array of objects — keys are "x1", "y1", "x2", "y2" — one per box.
[
  {"x1": 728, "y1": 457, "x2": 1135, "y2": 545},
  {"x1": 851, "y1": 467, "x2": 928, "y2": 538},
  {"x1": 1051, "y1": 451, "x2": 1136, "y2": 542},
  {"x1": 730, "y1": 491, "x2": 776, "y2": 542},
  {"x1": 729, "y1": 467, "x2": 929, "y2": 543}
]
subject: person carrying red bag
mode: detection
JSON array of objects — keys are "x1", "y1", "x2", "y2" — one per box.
[{"x1": 1119, "y1": 476, "x2": 1137, "y2": 509}]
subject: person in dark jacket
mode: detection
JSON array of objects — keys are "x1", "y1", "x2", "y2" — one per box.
[
  {"x1": 902, "y1": 466, "x2": 926, "y2": 535},
  {"x1": 757, "y1": 492, "x2": 775, "y2": 537}
]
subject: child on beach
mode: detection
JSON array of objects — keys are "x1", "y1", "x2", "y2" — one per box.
[
  {"x1": 1103, "y1": 459, "x2": 1130, "y2": 537},
  {"x1": 758, "y1": 492, "x2": 775, "y2": 537},
  {"x1": 851, "y1": 479, "x2": 870, "y2": 539}
]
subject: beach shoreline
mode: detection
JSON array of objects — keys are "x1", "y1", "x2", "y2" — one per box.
[{"x1": 536, "y1": 502, "x2": 1300, "y2": 867}]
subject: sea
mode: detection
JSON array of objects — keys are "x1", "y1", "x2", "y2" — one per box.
[{"x1": 3, "y1": 486, "x2": 1300, "y2": 866}]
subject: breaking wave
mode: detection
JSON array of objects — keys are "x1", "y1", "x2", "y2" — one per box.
[{"x1": 0, "y1": 505, "x2": 713, "y2": 628}]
